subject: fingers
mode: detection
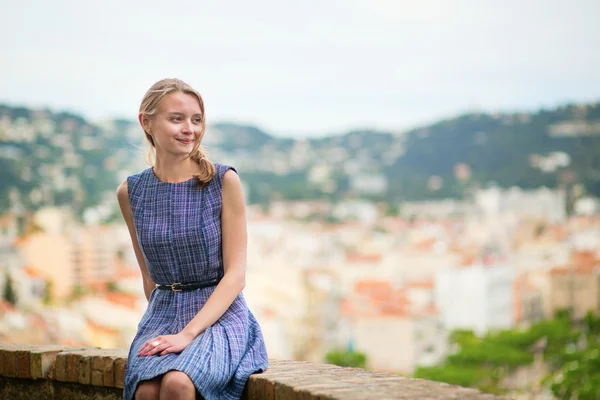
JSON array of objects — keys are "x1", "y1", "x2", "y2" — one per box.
[
  {"x1": 159, "y1": 346, "x2": 174, "y2": 356},
  {"x1": 138, "y1": 335, "x2": 186, "y2": 357},
  {"x1": 139, "y1": 337, "x2": 167, "y2": 356},
  {"x1": 147, "y1": 342, "x2": 169, "y2": 356},
  {"x1": 140, "y1": 340, "x2": 157, "y2": 355},
  {"x1": 138, "y1": 342, "x2": 151, "y2": 355}
]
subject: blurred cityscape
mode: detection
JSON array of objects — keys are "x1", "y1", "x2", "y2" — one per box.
[{"x1": 1, "y1": 101, "x2": 600, "y2": 398}]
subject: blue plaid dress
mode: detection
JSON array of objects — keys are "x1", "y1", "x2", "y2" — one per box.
[{"x1": 123, "y1": 163, "x2": 268, "y2": 400}]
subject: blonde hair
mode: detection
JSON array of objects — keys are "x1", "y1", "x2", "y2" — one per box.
[{"x1": 139, "y1": 78, "x2": 216, "y2": 185}]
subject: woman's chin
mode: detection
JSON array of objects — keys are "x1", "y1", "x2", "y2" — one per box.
[{"x1": 160, "y1": 148, "x2": 193, "y2": 157}]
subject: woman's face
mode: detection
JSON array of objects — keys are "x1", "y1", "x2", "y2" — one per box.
[{"x1": 145, "y1": 91, "x2": 203, "y2": 157}]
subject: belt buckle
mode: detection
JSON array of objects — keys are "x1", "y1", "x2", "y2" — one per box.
[{"x1": 171, "y1": 282, "x2": 183, "y2": 292}]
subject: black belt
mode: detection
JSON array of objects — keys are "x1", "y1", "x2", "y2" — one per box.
[{"x1": 156, "y1": 278, "x2": 221, "y2": 292}]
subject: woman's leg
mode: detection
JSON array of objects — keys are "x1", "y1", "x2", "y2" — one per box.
[
  {"x1": 160, "y1": 370, "x2": 196, "y2": 400},
  {"x1": 134, "y1": 377, "x2": 161, "y2": 400}
]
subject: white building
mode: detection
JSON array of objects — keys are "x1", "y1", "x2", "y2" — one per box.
[
  {"x1": 434, "y1": 263, "x2": 515, "y2": 336},
  {"x1": 400, "y1": 199, "x2": 475, "y2": 219},
  {"x1": 339, "y1": 279, "x2": 447, "y2": 374},
  {"x1": 475, "y1": 186, "x2": 566, "y2": 223},
  {"x1": 332, "y1": 200, "x2": 379, "y2": 225},
  {"x1": 574, "y1": 197, "x2": 600, "y2": 216},
  {"x1": 349, "y1": 313, "x2": 446, "y2": 374},
  {"x1": 349, "y1": 173, "x2": 388, "y2": 195}
]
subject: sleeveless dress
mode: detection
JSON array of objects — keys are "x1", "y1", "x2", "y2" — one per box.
[{"x1": 123, "y1": 163, "x2": 269, "y2": 400}]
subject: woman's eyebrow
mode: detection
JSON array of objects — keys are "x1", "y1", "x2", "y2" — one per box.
[{"x1": 166, "y1": 111, "x2": 202, "y2": 117}]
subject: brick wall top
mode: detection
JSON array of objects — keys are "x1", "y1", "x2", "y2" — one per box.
[{"x1": 0, "y1": 344, "x2": 508, "y2": 399}]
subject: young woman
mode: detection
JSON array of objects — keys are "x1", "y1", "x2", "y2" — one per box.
[{"x1": 116, "y1": 78, "x2": 268, "y2": 400}]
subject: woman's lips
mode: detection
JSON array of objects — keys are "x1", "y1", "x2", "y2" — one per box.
[{"x1": 177, "y1": 139, "x2": 193, "y2": 144}]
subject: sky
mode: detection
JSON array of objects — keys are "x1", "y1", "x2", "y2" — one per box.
[{"x1": 1, "y1": 0, "x2": 599, "y2": 137}]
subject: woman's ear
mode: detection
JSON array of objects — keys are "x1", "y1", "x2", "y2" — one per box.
[{"x1": 138, "y1": 113, "x2": 150, "y2": 133}]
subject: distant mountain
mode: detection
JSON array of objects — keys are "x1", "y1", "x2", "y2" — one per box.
[
  {"x1": 0, "y1": 105, "x2": 137, "y2": 214},
  {"x1": 387, "y1": 104, "x2": 600, "y2": 200},
  {"x1": 210, "y1": 103, "x2": 600, "y2": 203},
  {"x1": 1, "y1": 101, "x2": 599, "y2": 214}
]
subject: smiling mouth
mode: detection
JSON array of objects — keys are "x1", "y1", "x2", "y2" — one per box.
[{"x1": 177, "y1": 139, "x2": 193, "y2": 144}]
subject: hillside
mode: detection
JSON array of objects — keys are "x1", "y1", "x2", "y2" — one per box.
[{"x1": 1, "y1": 101, "x2": 599, "y2": 213}]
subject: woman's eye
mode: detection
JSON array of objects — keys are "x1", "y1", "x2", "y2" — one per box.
[
  {"x1": 193, "y1": 118, "x2": 202, "y2": 124},
  {"x1": 171, "y1": 117, "x2": 182, "y2": 122}
]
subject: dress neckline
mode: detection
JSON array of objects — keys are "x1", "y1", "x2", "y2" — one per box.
[{"x1": 149, "y1": 167, "x2": 197, "y2": 185}]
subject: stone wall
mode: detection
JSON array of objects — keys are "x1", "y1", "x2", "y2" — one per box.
[{"x1": 0, "y1": 344, "x2": 508, "y2": 399}]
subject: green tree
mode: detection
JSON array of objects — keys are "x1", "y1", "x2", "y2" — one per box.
[
  {"x1": 69, "y1": 284, "x2": 86, "y2": 301},
  {"x1": 414, "y1": 310, "x2": 600, "y2": 396},
  {"x1": 43, "y1": 279, "x2": 53, "y2": 305},
  {"x1": 447, "y1": 341, "x2": 533, "y2": 369},
  {"x1": 325, "y1": 349, "x2": 367, "y2": 369},
  {"x1": 2, "y1": 271, "x2": 18, "y2": 305},
  {"x1": 107, "y1": 280, "x2": 119, "y2": 292},
  {"x1": 544, "y1": 311, "x2": 600, "y2": 399},
  {"x1": 449, "y1": 329, "x2": 480, "y2": 347},
  {"x1": 384, "y1": 203, "x2": 400, "y2": 216},
  {"x1": 414, "y1": 365, "x2": 488, "y2": 388},
  {"x1": 545, "y1": 343, "x2": 600, "y2": 400}
]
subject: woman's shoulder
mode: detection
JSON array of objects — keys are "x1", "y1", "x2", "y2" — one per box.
[
  {"x1": 117, "y1": 168, "x2": 152, "y2": 198},
  {"x1": 212, "y1": 162, "x2": 237, "y2": 181},
  {"x1": 213, "y1": 162, "x2": 244, "y2": 207},
  {"x1": 210, "y1": 162, "x2": 239, "y2": 194},
  {"x1": 213, "y1": 161, "x2": 234, "y2": 170},
  {"x1": 213, "y1": 162, "x2": 237, "y2": 176}
]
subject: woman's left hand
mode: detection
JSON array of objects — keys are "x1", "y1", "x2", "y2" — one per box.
[{"x1": 138, "y1": 331, "x2": 196, "y2": 357}]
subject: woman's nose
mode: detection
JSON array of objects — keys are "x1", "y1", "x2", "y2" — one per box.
[{"x1": 182, "y1": 120, "x2": 194, "y2": 133}]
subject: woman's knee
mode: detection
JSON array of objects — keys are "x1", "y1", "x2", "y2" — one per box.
[
  {"x1": 161, "y1": 371, "x2": 195, "y2": 395},
  {"x1": 134, "y1": 379, "x2": 161, "y2": 400}
]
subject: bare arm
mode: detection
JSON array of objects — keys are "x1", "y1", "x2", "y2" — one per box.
[
  {"x1": 181, "y1": 169, "x2": 247, "y2": 338},
  {"x1": 116, "y1": 180, "x2": 156, "y2": 301}
]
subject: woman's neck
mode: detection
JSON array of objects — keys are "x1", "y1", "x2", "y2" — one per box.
[{"x1": 153, "y1": 156, "x2": 198, "y2": 183}]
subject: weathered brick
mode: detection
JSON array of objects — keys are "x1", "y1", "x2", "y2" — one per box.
[
  {"x1": 91, "y1": 369, "x2": 105, "y2": 387},
  {"x1": 274, "y1": 380, "x2": 322, "y2": 400},
  {"x1": 0, "y1": 347, "x2": 512, "y2": 400},
  {"x1": 0, "y1": 348, "x2": 5, "y2": 375},
  {"x1": 0, "y1": 347, "x2": 4, "y2": 375},
  {"x1": 103, "y1": 357, "x2": 115, "y2": 387},
  {"x1": 247, "y1": 375, "x2": 275, "y2": 400},
  {"x1": 66, "y1": 353, "x2": 80, "y2": 382},
  {"x1": 30, "y1": 348, "x2": 62, "y2": 379},
  {"x1": 16, "y1": 350, "x2": 30, "y2": 378},
  {"x1": 54, "y1": 353, "x2": 67, "y2": 382},
  {"x1": 1, "y1": 349, "x2": 17, "y2": 377},
  {"x1": 114, "y1": 357, "x2": 126, "y2": 389},
  {"x1": 0, "y1": 344, "x2": 19, "y2": 377},
  {"x1": 78, "y1": 353, "x2": 92, "y2": 385},
  {"x1": 91, "y1": 354, "x2": 113, "y2": 372},
  {"x1": 91, "y1": 355, "x2": 115, "y2": 387}
]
